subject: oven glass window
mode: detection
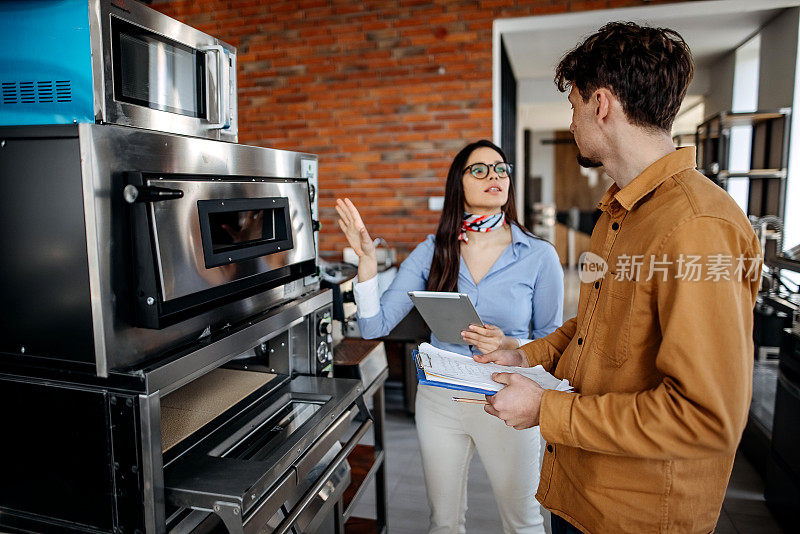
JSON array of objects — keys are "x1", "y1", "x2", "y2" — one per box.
[
  {"x1": 111, "y1": 18, "x2": 205, "y2": 118},
  {"x1": 208, "y1": 208, "x2": 288, "y2": 254}
]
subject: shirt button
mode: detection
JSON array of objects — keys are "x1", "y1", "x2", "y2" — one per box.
[
  {"x1": 611, "y1": 222, "x2": 620, "y2": 231},
  {"x1": 594, "y1": 281, "x2": 600, "y2": 289},
  {"x1": 577, "y1": 337, "x2": 583, "y2": 346},
  {"x1": 547, "y1": 444, "x2": 554, "y2": 453}
]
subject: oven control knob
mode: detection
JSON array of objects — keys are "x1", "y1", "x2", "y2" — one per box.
[
  {"x1": 317, "y1": 341, "x2": 331, "y2": 363},
  {"x1": 318, "y1": 319, "x2": 331, "y2": 336}
]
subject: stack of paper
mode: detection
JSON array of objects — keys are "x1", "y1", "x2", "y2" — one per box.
[{"x1": 416, "y1": 343, "x2": 572, "y2": 394}]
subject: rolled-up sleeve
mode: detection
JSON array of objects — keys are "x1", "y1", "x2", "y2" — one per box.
[
  {"x1": 540, "y1": 216, "x2": 760, "y2": 459},
  {"x1": 356, "y1": 237, "x2": 433, "y2": 339}
]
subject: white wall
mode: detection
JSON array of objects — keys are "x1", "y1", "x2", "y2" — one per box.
[
  {"x1": 727, "y1": 35, "x2": 762, "y2": 212},
  {"x1": 758, "y1": 9, "x2": 799, "y2": 109},
  {"x1": 758, "y1": 9, "x2": 800, "y2": 250},
  {"x1": 705, "y1": 51, "x2": 737, "y2": 117}
]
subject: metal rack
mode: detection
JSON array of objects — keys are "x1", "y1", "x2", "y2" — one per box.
[
  {"x1": 695, "y1": 108, "x2": 791, "y2": 220},
  {"x1": 333, "y1": 339, "x2": 390, "y2": 533}
]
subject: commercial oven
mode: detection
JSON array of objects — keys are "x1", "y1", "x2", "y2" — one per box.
[
  {"x1": 0, "y1": 124, "x2": 362, "y2": 534},
  {"x1": 0, "y1": 123, "x2": 325, "y2": 375}
]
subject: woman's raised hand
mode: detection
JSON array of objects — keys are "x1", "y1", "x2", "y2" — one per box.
[{"x1": 335, "y1": 198, "x2": 378, "y2": 281}]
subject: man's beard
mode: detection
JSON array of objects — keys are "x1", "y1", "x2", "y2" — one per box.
[{"x1": 577, "y1": 152, "x2": 603, "y2": 168}]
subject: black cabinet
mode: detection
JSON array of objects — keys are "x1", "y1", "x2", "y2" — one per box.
[{"x1": 765, "y1": 330, "x2": 800, "y2": 524}]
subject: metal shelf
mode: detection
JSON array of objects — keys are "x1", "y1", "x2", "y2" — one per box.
[
  {"x1": 719, "y1": 169, "x2": 787, "y2": 180},
  {"x1": 695, "y1": 108, "x2": 791, "y2": 220},
  {"x1": 342, "y1": 445, "x2": 387, "y2": 521},
  {"x1": 334, "y1": 339, "x2": 389, "y2": 533},
  {"x1": 718, "y1": 109, "x2": 791, "y2": 127},
  {"x1": 345, "y1": 517, "x2": 385, "y2": 534}
]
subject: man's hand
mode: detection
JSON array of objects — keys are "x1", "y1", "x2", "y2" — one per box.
[
  {"x1": 484, "y1": 373, "x2": 545, "y2": 429},
  {"x1": 473, "y1": 347, "x2": 528, "y2": 367}
]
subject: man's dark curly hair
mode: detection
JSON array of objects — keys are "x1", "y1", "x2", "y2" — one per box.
[{"x1": 555, "y1": 21, "x2": 694, "y2": 132}]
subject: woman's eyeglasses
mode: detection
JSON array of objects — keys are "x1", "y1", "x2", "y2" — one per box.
[{"x1": 463, "y1": 162, "x2": 513, "y2": 179}]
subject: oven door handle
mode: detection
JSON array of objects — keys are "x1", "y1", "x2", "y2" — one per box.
[
  {"x1": 123, "y1": 184, "x2": 184, "y2": 204},
  {"x1": 202, "y1": 44, "x2": 231, "y2": 130},
  {"x1": 271, "y1": 417, "x2": 373, "y2": 534}
]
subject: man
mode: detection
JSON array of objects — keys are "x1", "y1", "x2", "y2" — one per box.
[{"x1": 475, "y1": 22, "x2": 762, "y2": 533}]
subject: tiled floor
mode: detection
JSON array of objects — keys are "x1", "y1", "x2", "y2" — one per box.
[{"x1": 350, "y1": 390, "x2": 787, "y2": 533}]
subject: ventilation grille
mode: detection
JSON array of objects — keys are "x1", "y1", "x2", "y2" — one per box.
[{"x1": 1, "y1": 80, "x2": 72, "y2": 104}]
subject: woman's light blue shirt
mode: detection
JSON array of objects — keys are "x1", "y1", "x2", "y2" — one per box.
[{"x1": 357, "y1": 225, "x2": 564, "y2": 356}]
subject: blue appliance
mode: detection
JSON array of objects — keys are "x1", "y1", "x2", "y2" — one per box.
[
  {"x1": 0, "y1": 0, "x2": 238, "y2": 141},
  {"x1": 0, "y1": 0, "x2": 95, "y2": 125}
]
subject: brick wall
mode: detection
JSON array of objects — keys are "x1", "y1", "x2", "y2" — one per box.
[{"x1": 153, "y1": 0, "x2": 680, "y2": 260}]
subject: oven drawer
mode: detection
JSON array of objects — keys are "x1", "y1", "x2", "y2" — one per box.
[{"x1": 164, "y1": 375, "x2": 367, "y2": 533}]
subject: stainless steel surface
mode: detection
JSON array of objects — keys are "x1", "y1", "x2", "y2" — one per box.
[
  {"x1": 167, "y1": 441, "x2": 352, "y2": 534},
  {"x1": 79, "y1": 128, "x2": 109, "y2": 376},
  {"x1": 290, "y1": 318, "x2": 312, "y2": 375},
  {"x1": 165, "y1": 376, "x2": 364, "y2": 530},
  {"x1": 239, "y1": 470, "x2": 296, "y2": 533},
  {"x1": 89, "y1": 0, "x2": 238, "y2": 141},
  {"x1": 74, "y1": 123, "x2": 319, "y2": 374},
  {"x1": 294, "y1": 407, "x2": 355, "y2": 477},
  {"x1": 200, "y1": 44, "x2": 234, "y2": 131},
  {"x1": 282, "y1": 452, "x2": 349, "y2": 534},
  {"x1": 273, "y1": 418, "x2": 372, "y2": 534},
  {"x1": 239, "y1": 438, "x2": 350, "y2": 534},
  {"x1": 357, "y1": 344, "x2": 389, "y2": 392},
  {"x1": 139, "y1": 392, "x2": 166, "y2": 534},
  {"x1": 143, "y1": 289, "x2": 331, "y2": 395},
  {"x1": 148, "y1": 178, "x2": 314, "y2": 303}
]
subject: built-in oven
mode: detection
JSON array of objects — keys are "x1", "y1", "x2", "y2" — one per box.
[{"x1": 0, "y1": 0, "x2": 237, "y2": 142}]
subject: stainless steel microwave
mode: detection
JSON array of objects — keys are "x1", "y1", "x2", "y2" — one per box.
[{"x1": 0, "y1": 0, "x2": 238, "y2": 142}]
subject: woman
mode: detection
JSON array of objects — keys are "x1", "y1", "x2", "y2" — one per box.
[{"x1": 336, "y1": 140, "x2": 563, "y2": 534}]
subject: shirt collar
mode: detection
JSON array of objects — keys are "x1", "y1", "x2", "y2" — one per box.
[
  {"x1": 510, "y1": 223, "x2": 531, "y2": 258},
  {"x1": 597, "y1": 146, "x2": 697, "y2": 214}
]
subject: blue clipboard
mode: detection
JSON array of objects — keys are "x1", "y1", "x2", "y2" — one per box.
[{"x1": 412, "y1": 349, "x2": 497, "y2": 396}]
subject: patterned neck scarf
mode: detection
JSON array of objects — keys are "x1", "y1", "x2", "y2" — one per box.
[{"x1": 458, "y1": 212, "x2": 506, "y2": 243}]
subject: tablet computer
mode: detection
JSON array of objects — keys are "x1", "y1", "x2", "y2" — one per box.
[{"x1": 407, "y1": 291, "x2": 484, "y2": 345}]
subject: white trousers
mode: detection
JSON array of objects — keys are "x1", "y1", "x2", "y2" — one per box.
[{"x1": 414, "y1": 384, "x2": 545, "y2": 534}]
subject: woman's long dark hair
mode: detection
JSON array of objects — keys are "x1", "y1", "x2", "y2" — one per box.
[{"x1": 426, "y1": 139, "x2": 533, "y2": 292}]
